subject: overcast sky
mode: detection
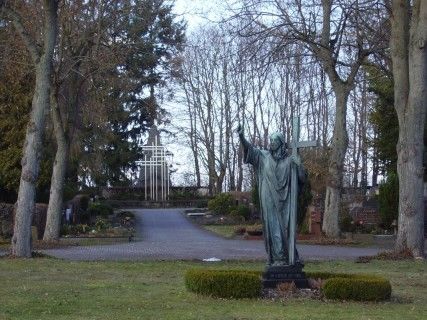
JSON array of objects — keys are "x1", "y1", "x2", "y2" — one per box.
[
  {"x1": 158, "y1": 0, "x2": 233, "y2": 185},
  {"x1": 173, "y1": 0, "x2": 226, "y2": 31}
]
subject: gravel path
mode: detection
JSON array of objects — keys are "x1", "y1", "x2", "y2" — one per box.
[{"x1": 40, "y1": 208, "x2": 382, "y2": 261}]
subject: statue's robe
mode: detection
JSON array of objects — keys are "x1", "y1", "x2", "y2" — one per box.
[{"x1": 244, "y1": 145, "x2": 305, "y2": 265}]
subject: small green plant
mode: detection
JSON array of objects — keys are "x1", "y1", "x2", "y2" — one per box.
[
  {"x1": 230, "y1": 204, "x2": 251, "y2": 221},
  {"x1": 208, "y1": 193, "x2": 235, "y2": 215},
  {"x1": 88, "y1": 202, "x2": 114, "y2": 217},
  {"x1": 185, "y1": 269, "x2": 262, "y2": 299},
  {"x1": 95, "y1": 218, "x2": 110, "y2": 231}
]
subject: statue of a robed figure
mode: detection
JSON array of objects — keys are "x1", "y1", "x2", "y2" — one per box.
[{"x1": 238, "y1": 117, "x2": 316, "y2": 288}]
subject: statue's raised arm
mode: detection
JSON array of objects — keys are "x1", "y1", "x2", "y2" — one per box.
[
  {"x1": 237, "y1": 124, "x2": 260, "y2": 167},
  {"x1": 237, "y1": 124, "x2": 249, "y2": 148}
]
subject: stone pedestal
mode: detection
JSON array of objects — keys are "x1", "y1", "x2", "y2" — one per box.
[{"x1": 262, "y1": 263, "x2": 309, "y2": 288}]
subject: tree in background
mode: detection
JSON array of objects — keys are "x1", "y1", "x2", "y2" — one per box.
[
  {"x1": 378, "y1": 172, "x2": 398, "y2": 229},
  {"x1": 78, "y1": 0, "x2": 185, "y2": 187},
  {"x1": 224, "y1": 0, "x2": 388, "y2": 238},
  {"x1": 367, "y1": 66, "x2": 397, "y2": 175},
  {"x1": 1, "y1": 0, "x2": 59, "y2": 257},
  {"x1": 42, "y1": 0, "x2": 185, "y2": 240}
]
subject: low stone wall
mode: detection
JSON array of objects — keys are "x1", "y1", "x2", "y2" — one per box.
[
  {"x1": 105, "y1": 199, "x2": 209, "y2": 209},
  {"x1": 0, "y1": 202, "x2": 47, "y2": 240},
  {"x1": 0, "y1": 203, "x2": 14, "y2": 239}
]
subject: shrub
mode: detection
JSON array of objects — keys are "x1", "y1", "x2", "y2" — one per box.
[
  {"x1": 378, "y1": 173, "x2": 399, "y2": 229},
  {"x1": 234, "y1": 225, "x2": 246, "y2": 235},
  {"x1": 208, "y1": 193, "x2": 234, "y2": 215},
  {"x1": 230, "y1": 205, "x2": 251, "y2": 221},
  {"x1": 322, "y1": 275, "x2": 391, "y2": 301},
  {"x1": 116, "y1": 211, "x2": 135, "y2": 219},
  {"x1": 185, "y1": 269, "x2": 391, "y2": 302},
  {"x1": 306, "y1": 272, "x2": 391, "y2": 301},
  {"x1": 60, "y1": 224, "x2": 90, "y2": 236},
  {"x1": 339, "y1": 213, "x2": 355, "y2": 233},
  {"x1": 185, "y1": 269, "x2": 262, "y2": 299},
  {"x1": 87, "y1": 202, "x2": 114, "y2": 217},
  {"x1": 95, "y1": 217, "x2": 110, "y2": 231},
  {"x1": 246, "y1": 224, "x2": 263, "y2": 236}
]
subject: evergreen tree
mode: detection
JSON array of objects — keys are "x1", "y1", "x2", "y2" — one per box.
[
  {"x1": 367, "y1": 66, "x2": 398, "y2": 175},
  {"x1": 78, "y1": 0, "x2": 185, "y2": 187}
]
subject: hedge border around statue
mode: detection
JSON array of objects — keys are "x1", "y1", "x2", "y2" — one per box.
[
  {"x1": 185, "y1": 269, "x2": 391, "y2": 301},
  {"x1": 320, "y1": 274, "x2": 392, "y2": 301},
  {"x1": 185, "y1": 269, "x2": 262, "y2": 299}
]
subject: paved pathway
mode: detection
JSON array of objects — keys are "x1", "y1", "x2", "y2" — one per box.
[{"x1": 41, "y1": 208, "x2": 382, "y2": 261}]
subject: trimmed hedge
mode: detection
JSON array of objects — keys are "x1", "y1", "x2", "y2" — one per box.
[
  {"x1": 185, "y1": 269, "x2": 391, "y2": 301},
  {"x1": 307, "y1": 271, "x2": 391, "y2": 301},
  {"x1": 322, "y1": 275, "x2": 391, "y2": 301},
  {"x1": 87, "y1": 202, "x2": 114, "y2": 217},
  {"x1": 185, "y1": 269, "x2": 262, "y2": 299}
]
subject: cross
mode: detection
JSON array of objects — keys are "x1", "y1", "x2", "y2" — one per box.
[
  {"x1": 290, "y1": 117, "x2": 318, "y2": 156},
  {"x1": 288, "y1": 116, "x2": 318, "y2": 265}
]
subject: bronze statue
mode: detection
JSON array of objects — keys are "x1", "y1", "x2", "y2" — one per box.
[{"x1": 237, "y1": 117, "x2": 316, "y2": 267}]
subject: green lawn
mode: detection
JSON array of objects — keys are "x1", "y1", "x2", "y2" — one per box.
[
  {"x1": 0, "y1": 258, "x2": 425, "y2": 320},
  {"x1": 203, "y1": 225, "x2": 238, "y2": 238}
]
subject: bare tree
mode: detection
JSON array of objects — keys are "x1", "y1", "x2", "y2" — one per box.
[
  {"x1": 390, "y1": 0, "x2": 426, "y2": 258},
  {"x1": 43, "y1": 0, "x2": 109, "y2": 241},
  {"x1": 1, "y1": 0, "x2": 59, "y2": 257},
  {"x1": 229, "y1": 0, "x2": 387, "y2": 237}
]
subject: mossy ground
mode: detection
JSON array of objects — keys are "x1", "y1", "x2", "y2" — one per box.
[{"x1": 0, "y1": 258, "x2": 425, "y2": 320}]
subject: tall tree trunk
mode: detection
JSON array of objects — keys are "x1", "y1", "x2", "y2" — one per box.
[
  {"x1": 391, "y1": 0, "x2": 426, "y2": 257},
  {"x1": 322, "y1": 87, "x2": 350, "y2": 237},
  {"x1": 11, "y1": 0, "x2": 59, "y2": 257},
  {"x1": 43, "y1": 88, "x2": 69, "y2": 241}
]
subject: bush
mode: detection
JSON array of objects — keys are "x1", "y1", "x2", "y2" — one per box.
[
  {"x1": 339, "y1": 213, "x2": 355, "y2": 233},
  {"x1": 116, "y1": 211, "x2": 135, "y2": 219},
  {"x1": 230, "y1": 205, "x2": 251, "y2": 221},
  {"x1": 322, "y1": 275, "x2": 391, "y2": 301},
  {"x1": 95, "y1": 217, "x2": 110, "y2": 231},
  {"x1": 87, "y1": 202, "x2": 114, "y2": 217},
  {"x1": 308, "y1": 272, "x2": 391, "y2": 301},
  {"x1": 185, "y1": 269, "x2": 391, "y2": 302},
  {"x1": 208, "y1": 193, "x2": 234, "y2": 215},
  {"x1": 60, "y1": 224, "x2": 89, "y2": 236},
  {"x1": 378, "y1": 173, "x2": 399, "y2": 229},
  {"x1": 234, "y1": 225, "x2": 246, "y2": 235},
  {"x1": 185, "y1": 269, "x2": 262, "y2": 299},
  {"x1": 246, "y1": 224, "x2": 263, "y2": 236}
]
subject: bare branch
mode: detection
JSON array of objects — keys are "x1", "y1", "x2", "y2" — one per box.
[{"x1": 2, "y1": 6, "x2": 41, "y2": 63}]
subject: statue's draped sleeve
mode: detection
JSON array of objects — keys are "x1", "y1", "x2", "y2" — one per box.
[{"x1": 242, "y1": 140, "x2": 261, "y2": 169}]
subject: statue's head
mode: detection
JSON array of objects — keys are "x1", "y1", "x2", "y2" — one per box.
[{"x1": 269, "y1": 132, "x2": 285, "y2": 151}]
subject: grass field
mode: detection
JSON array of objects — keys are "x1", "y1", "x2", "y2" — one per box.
[{"x1": 0, "y1": 258, "x2": 425, "y2": 320}]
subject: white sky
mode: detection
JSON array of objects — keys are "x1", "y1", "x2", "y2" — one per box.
[
  {"x1": 173, "y1": 0, "x2": 227, "y2": 32},
  {"x1": 160, "y1": 0, "x2": 229, "y2": 185}
]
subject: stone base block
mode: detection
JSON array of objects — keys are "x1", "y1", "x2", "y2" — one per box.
[{"x1": 262, "y1": 263, "x2": 309, "y2": 288}]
